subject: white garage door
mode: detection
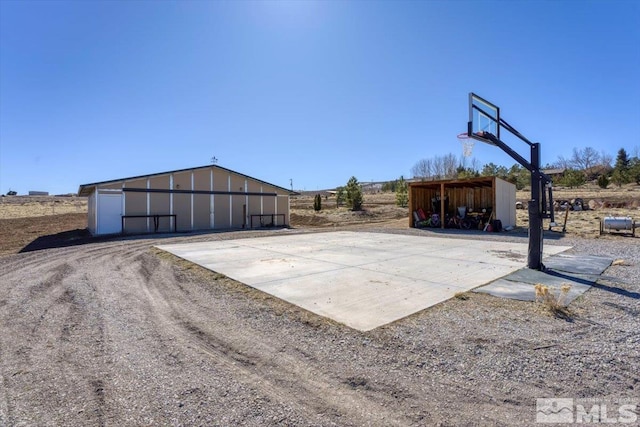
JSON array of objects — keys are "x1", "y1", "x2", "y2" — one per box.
[{"x1": 98, "y1": 193, "x2": 122, "y2": 234}]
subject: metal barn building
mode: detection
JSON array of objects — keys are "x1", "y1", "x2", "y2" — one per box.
[
  {"x1": 409, "y1": 176, "x2": 516, "y2": 229},
  {"x1": 78, "y1": 165, "x2": 293, "y2": 235}
]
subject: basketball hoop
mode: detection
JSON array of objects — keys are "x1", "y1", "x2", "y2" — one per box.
[{"x1": 457, "y1": 132, "x2": 475, "y2": 157}]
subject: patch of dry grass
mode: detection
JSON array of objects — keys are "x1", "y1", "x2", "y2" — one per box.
[
  {"x1": 0, "y1": 196, "x2": 87, "y2": 219},
  {"x1": 534, "y1": 283, "x2": 573, "y2": 318},
  {"x1": 516, "y1": 184, "x2": 639, "y2": 238},
  {"x1": 454, "y1": 292, "x2": 470, "y2": 300}
]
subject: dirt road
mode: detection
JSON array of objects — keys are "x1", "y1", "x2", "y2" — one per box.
[{"x1": 1, "y1": 229, "x2": 639, "y2": 426}]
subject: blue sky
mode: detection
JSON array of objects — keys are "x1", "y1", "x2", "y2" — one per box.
[{"x1": 1, "y1": 0, "x2": 639, "y2": 195}]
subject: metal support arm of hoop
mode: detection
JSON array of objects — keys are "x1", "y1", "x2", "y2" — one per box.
[
  {"x1": 471, "y1": 129, "x2": 556, "y2": 273},
  {"x1": 471, "y1": 130, "x2": 552, "y2": 185},
  {"x1": 466, "y1": 92, "x2": 556, "y2": 271}
]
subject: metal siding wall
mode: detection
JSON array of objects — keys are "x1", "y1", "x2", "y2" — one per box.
[
  {"x1": 122, "y1": 179, "x2": 147, "y2": 233},
  {"x1": 212, "y1": 169, "x2": 228, "y2": 191},
  {"x1": 173, "y1": 172, "x2": 192, "y2": 230},
  {"x1": 262, "y1": 194, "x2": 275, "y2": 216},
  {"x1": 231, "y1": 195, "x2": 245, "y2": 228},
  {"x1": 193, "y1": 194, "x2": 210, "y2": 229},
  {"x1": 230, "y1": 174, "x2": 245, "y2": 193},
  {"x1": 97, "y1": 168, "x2": 290, "y2": 232},
  {"x1": 147, "y1": 176, "x2": 171, "y2": 231},
  {"x1": 247, "y1": 179, "x2": 262, "y2": 220},
  {"x1": 495, "y1": 178, "x2": 506, "y2": 226},
  {"x1": 190, "y1": 169, "x2": 210, "y2": 230},
  {"x1": 126, "y1": 179, "x2": 147, "y2": 194},
  {"x1": 247, "y1": 180, "x2": 261, "y2": 193},
  {"x1": 215, "y1": 193, "x2": 230, "y2": 229},
  {"x1": 123, "y1": 192, "x2": 146, "y2": 216},
  {"x1": 87, "y1": 192, "x2": 97, "y2": 234},
  {"x1": 101, "y1": 182, "x2": 123, "y2": 190},
  {"x1": 230, "y1": 174, "x2": 245, "y2": 227},
  {"x1": 495, "y1": 178, "x2": 516, "y2": 228},
  {"x1": 193, "y1": 169, "x2": 209, "y2": 191},
  {"x1": 277, "y1": 196, "x2": 289, "y2": 225},
  {"x1": 248, "y1": 196, "x2": 262, "y2": 218}
]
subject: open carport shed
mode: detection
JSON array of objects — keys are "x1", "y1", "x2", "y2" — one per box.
[
  {"x1": 78, "y1": 165, "x2": 293, "y2": 235},
  {"x1": 409, "y1": 176, "x2": 516, "y2": 229}
]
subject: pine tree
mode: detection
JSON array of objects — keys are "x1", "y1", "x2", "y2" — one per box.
[
  {"x1": 335, "y1": 186, "x2": 345, "y2": 207},
  {"x1": 614, "y1": 148, "x2": 630, "y2": 170},
  {"x1": 345, "y1": 176, "x2": 363, "y2": 211},
  {"x1": 395, "y1": 176, "x2": 408, "y2": 207},
  {"x1": 612, "y1": 148, "x2": 631, "y2": 185}
]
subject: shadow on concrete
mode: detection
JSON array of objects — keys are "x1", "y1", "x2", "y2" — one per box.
[{"x1": 547, "y1": 269, "x2": 640, "y2": 300}]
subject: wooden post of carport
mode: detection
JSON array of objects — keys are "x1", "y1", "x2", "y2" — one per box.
[
  {"x1": 440, "y1": 182, "x2": 445, "y2": 229},
  {"x1": 408, "y1": 184, "x2": 413, "y2": 228}
]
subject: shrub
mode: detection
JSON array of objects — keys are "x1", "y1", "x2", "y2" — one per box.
[
  {"x1": 313, "y1": 194, "x2": 322, "y2": 211},
  {"x1": 558, "y1": 169, "x2": 585, "y2": 188},
  {"x1": 381, "y1": 180, "x2": 397, "y2": 192},
  {"x1": 610, "y1": 168, "x2": 627, "y2": 187},
  {"x1": 596, "y1": 174, "x2": 609, "y2": 189}
]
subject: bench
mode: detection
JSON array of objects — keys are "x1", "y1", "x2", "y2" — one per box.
[
  {"x1": 121, "y1": 214, "x2": 177, "y2": 233},
  {"x1": 250, "y1": 214, "x2": 285, "y2": 229}
]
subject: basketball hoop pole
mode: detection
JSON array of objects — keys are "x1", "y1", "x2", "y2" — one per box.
[{"x1": 474, "y1": 131, "x2": 548, "y2": 270}]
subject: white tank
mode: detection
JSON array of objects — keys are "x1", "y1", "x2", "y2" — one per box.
[{"x1": 603, "y1": 217, "x2": 633, "y2": 231}]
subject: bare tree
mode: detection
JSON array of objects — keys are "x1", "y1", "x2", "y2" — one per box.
[
  {"x1": 412, "y1": 153, "x2": 471, "y2": 180},
  {"x1": 443, "y1": 153, "x2": 458, "y2": 179},
  {"x1": 469, "y1": 157, "x2": 480, "y2": 173},
  {"x1": 554, "y1": 155, "x2": 571, "y2": 170},
  {"x1": 570, "y1": 146, "x2": 600, "y2": 171},
  {"x1": 411, "y1": 159, "x2": 433, "y2": 180},
  {"x1": 432, "y1": 157, "x2": 445, "y2": 180},
  {"x1": 599, "y1": 150, "x2": 613, "y2": 168}
]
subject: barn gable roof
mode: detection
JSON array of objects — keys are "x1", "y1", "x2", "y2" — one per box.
[{"x1": 78, "y1": 164, "x2": 294, "y2": 197}]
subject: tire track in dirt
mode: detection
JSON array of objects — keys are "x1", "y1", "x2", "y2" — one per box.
[
  {"x1": 1, "y1": 230, "x2": 426, "y2": 425},
  {"x1": 0, "y1": 344, "x2": 11, "y2": 427},
  {"x1": 1, "y1": 231, "x2": 424, "y2": 425},
  {"x1": 133, "y1": 250, "x2": 413, "y2": 426},
  {"x1": 50, "y1": 268, "x2": 109, "y2": 427},
  {"x1": 0, "y1": 249, "x2": 111, "y2": 426}
]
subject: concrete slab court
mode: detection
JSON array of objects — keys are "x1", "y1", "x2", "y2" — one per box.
[{"x1": 156, "y1": 231, "x2": 570, "y2": 331}]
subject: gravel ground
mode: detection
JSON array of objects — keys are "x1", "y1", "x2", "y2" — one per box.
[{"x1": 0, "y1": 227, "x2": 638, "y2": 426}]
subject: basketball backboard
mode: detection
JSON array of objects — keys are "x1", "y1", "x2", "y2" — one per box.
[{"x1": 468, "y1": 93, "x2": 499, "y2": 143}]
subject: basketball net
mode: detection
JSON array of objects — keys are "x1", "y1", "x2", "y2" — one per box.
[{"x1": 457, "y1": 133, "x2": 475, "y2": 157}]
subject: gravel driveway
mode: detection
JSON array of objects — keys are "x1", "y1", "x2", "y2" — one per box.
[{"x1": 1, "y1": 228, "x2": 638, "y2": 426}]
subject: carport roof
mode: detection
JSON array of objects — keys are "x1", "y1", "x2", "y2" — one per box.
[
  {"x1": 78, "y1": 164, "x2": 296, "y2": 197},
  {"x1": 409, "y1": 176, "x2": 507, "y2": 189}
]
